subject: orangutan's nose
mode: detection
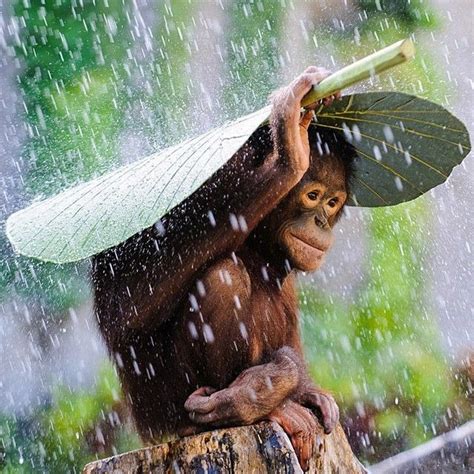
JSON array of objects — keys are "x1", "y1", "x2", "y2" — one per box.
[{"x1": 314, "y1": 209, "x2": 329, "y2": 228}]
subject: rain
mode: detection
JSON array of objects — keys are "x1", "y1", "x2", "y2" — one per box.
[{"x1": 0, "y1": 0, "x2": 473, "y2": 472}]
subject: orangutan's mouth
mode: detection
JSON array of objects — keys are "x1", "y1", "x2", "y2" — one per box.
[{"x1": 289, "y1": 233, "x2": 326, "y2": 257}]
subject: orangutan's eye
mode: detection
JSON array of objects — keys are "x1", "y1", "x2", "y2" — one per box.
[
  {"x1": 307, "y1": 191, "x2": 318, "y2": 201},
  {"x1": 328, "y1": 198, "x2": 338, "y2": 208}
]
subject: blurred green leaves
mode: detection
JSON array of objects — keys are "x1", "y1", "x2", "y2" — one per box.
[
  {"x1": 357, "y1": 0, "x2": 438, "y2": 30},
  {"x1": 13, "y1": 0, "x2": 132, "y2": 196},
  {"x1": 0, "y1": 364, "x2": 140, "y2": 473},
  {"x1": 223, "y1": 0, "x2": 284, "y2": 118},
  {"x1": 3, "y1": 0, "x2": 134, "y2": 313},
  {"x1": 138, "y1": 1, "x2": 197, "y2": 146}
]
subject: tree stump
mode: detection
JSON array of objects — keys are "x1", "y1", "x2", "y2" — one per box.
[{"x1": 83, "y1": 421, "x2": 366, "y2": 473}]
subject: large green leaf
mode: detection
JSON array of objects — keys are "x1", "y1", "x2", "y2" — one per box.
[
  {"x1": 314, "y1": 92, "x2": 470, "y2": 206},
  {"x1": 6, "y1": 106, "x2": 271, "y2": 263},
  {"x1": 6, "y1": 92, "x2": 470, "y2": 263}
]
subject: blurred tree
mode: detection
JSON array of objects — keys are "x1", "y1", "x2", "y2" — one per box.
[
  {"x1": 136, "y1": 0, "x2": 198, "y2": 147},
  {"x1": 356, "y1": 0, "x2": 437, "y2": 29},
  {"x1": 0, "y1": 365, "x2": 140, "y2": 472},
  {"x1": 2, "y1": 0, "x2": 133, "y2": 323},
  {"x1": 14, "y1": 0, "x2": 133, "y2": 195},
  {"x1": 222, "y1": 0, "x2": 284, "y2": 118}
]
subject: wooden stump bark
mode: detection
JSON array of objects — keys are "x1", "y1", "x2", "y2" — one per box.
[{"x1": 83, "y1": 421, "x2": 366, "y2": 473}]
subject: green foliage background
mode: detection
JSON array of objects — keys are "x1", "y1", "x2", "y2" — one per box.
[{"x1": 0, "y1": 0, "x2": 470, "y2": 471}]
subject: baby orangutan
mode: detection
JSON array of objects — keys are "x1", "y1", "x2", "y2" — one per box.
[{"x1": 93, "y1": 67, "x2": 354, "y2": 471}]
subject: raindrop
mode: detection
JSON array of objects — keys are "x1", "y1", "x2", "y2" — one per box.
[
  {"x1": 316, "y1": 142, "x2": 323, "y2": 155},
  {"x1": 219, "y1": 269, "x2": 232, "y2": 286},
  {"x1": 352, "y1": 124, "x2": 361, "y2": 142},
  {"x1": 394, "y1": 176, "x2": 403, "y2": 191},
  {"x1": 154, "y1": 219, "x2": 166, "y2": 235},
  {"x1": 238, "y1": 214, "x2": 248, "y2": 232},
  {"x1": 203, "y1": 324, "x2": 215, "y2": 343},
  {"x1": 342, "y1": 122, "x2": 353, "y2": 143},
  {"x1": 207, "y1": 210, "x2": 216, "y2": 227},
  {"x1": 404, "y1": 150, "x2": 412, "y2": 165},
  {"x1": 188, "y1": 321, "x2": 198, "y2": 340},
  {"x1": 383, "y1": 125, "x2": 394, "y2": 142},
  {"x1": 340, "y1": 335, "x2": 351, "y2": 353},
  {"x1": 196, "y1": 280, "x2": 206, "y2": 297},
  {"x1": 248, "y1": 388, "x2": 257, "y2": 402},
  {"x1": 189, "y1": 293, "x2": 199, "y2": 312},
  {"x1": 239, "y1": 322, "x2": 248, "y2": 340},
  {"x1": 229, "y1": 213, "x2": 239, "y2": 231},
  {"x1": 233, "y1": 295, "x2": 242, "y2": 310},
  {"x1": 257, "y1": 374, "x2": 271, "y2": 395},
  {"x1": 373, "y1": 145, "x2": 382, "y2": 161},
  {"x1": 149, "y1": 363, "x2": 156, "y2": 377},
  {"x1": 355, "y1": 402, "x2": 366, "y2": 417}
]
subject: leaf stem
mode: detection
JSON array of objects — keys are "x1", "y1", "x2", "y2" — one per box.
[{"x1": 301, "y1": 38, "x2": 415, "y2": 107}]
